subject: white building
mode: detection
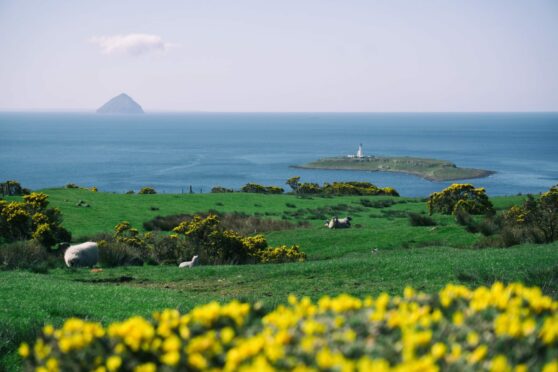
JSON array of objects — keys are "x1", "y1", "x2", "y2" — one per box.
[
  {"x1": 347, "y1": 144, "x2": 365, "y2": 158},
  {"x1": 356, "y1": 143, "x2": 364, "y2": 158}
]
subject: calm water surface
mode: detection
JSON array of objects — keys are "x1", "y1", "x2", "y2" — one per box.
[{"x1": 0, "y1": 112, "x2": 557, "y2": 197}]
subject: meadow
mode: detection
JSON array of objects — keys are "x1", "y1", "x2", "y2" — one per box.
[{"x1": 1, "y1": 188, "x2": 557, "y2": 370}]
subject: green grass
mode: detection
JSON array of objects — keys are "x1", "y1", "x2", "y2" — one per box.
[{"x1": 1, "y1": 189, "x2": 554, "y2": 370}]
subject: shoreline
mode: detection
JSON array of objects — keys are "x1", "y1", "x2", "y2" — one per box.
[
  {"x1": 291, "y1": 156, "x2": 496, "y2": 182},
  {"x1": 291, "y1": 165, "x2": 496, "y2": 182}
]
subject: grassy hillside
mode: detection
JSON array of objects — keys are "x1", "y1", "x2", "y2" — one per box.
[{"x1": 1, "y1": 189, "x2": 555, "y2": 370}]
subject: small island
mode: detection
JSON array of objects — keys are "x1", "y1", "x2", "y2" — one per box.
[
  {"x1": 96, "y1": 93, "x2": 144, "y2": 114},
  {"x1": 294, "y1": 145, "x2": 494, "y2": 182}
]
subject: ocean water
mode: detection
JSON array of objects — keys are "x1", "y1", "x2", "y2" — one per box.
[{"x1": 0, "y1": 112, "x2": 557, "y2": 197}]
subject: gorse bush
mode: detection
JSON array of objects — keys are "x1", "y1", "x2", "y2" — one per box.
[
  {"x1": 20, "y1": 282, "x2": 558, "y2": 371},
  {"x1": 211, "y1": 186, "x2": 234, "y2": 193},
  {"x1": 501, "y1": 186, "x2": 558, "y2": 244},
  {"x1": 0, "y1": 192, "x2": 71, "y2": 248},
  {"x1": 138, "y1": 187, "x2": 157, "y2": 195},
  {"x1": 428, "y1": 184, "x2": 494, "y2": 215},
  {"x1": 241, "y1": 183, "x2": 284, "y2": 194},
  {"x1": 286, "y1": 177, "x2": 400, "y2": 196},
  {"x1": 99, "y1": 215, "x2": 306, "y2": 267},
  {"x1": 172, "y1": 214, "x2": 306, "y2": 265},
  {"x1": 471, "y1": 185, "x2": 558, "y2": 248}
]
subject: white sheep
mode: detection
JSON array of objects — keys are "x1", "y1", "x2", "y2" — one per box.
[
  {"x1": 326, "y1": 216, "x2": 352, "y2": 229},
  {"x1": 179, "y1": 255, "x2": 199, "y2": 269},
  {"x1": 64, "y1": 241, "x2": 99, "y2": 268}
]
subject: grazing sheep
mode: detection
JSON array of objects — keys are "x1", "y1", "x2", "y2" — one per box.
[
  {"x1": 64, "y1": 241, "x2": 99, "y2": 268},
  {"x1": 179, "y1": 255, "x2": 199, "y2": 269},
  {"x1": 326, "y1": 216, "x2": 352, "y2": 229}
]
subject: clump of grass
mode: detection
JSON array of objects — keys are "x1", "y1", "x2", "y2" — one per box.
[
  {"x1": 143, "y1": 211, "x2": 309, "y2": 235},
  {"x1": 408, "y1": 213, "x2": 436, "y2": 227},
  {"x1": 0, "y1": 241, "x2": 59, "y2": 272},
  {"x1": 285, "y1": 203, "x2": 297, "y2": 208},
  {"x1": 360, "y1": 199, "x2": 396, "y2": 208}
]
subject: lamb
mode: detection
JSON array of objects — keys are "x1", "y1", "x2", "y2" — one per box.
[
  {"x1": 64, "y1": 241, "x2": 99, "y2": 268},
  {"x1": 179, "y1": 255, "x2": 199, "y2": 268}
]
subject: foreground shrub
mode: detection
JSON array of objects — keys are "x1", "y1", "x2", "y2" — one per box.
[
  {"x1": 20, "y1": 282, "x2": 558, "y2": 371},
  {"x1": 428, "y1": 183, "x2": 494, "y2": 215}
]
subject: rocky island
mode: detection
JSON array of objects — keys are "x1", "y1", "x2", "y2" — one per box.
[
  {"x1": 294, "y1": 145, "x2": 494, "y2": 182},
  {"x1": 96, "y1": 93, "x2": 144, "y2": 114}
]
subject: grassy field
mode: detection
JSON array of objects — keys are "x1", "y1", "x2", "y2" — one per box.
[{"x1": 1, "y1": 189, "x2": 556, "y2": 370}]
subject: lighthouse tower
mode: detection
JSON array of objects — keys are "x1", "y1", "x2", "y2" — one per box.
[{"x1": 356, "y1": 144, "x2": 364, "y2": 158}]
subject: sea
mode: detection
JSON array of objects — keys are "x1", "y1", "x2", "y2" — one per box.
[{"x1": 0, "y1": 112, "x2": 557, "y2": 197}]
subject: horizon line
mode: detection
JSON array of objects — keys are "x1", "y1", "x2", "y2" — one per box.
[{"x1": 1, "y1": 109, "x2": 558, "y2": 114}]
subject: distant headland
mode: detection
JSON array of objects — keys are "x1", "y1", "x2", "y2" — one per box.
[
  {"x1": 293, "y1": 144, "x2": 495, "y2": 182},
  {"x1": 96, "y1": 93, "x2": 144, "y2": 114}
]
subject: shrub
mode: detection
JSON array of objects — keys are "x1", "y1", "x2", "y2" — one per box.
[
  {"x1": 138, "y1": 187, "x2": 157, "y2": 195},
  {"x1": 211, "y1": 186, "x2": 234, "y2": 193},
  {"x1": 428, "y1": 184, "x2": 494, "y2": 215},
  {"x1": 408, "y1": 212, "x2": 436, "y2": 226},
  {"x1": 172, "y1": 214, "x2": 306, "y2": 265},
  {"x1": 241, "y1": 183, "x2": 284, "y2": 194},
  {"x1": 0, "y1": 192, "x2": 71, "y2": 248},
  {"x1": 65, "y1": 183, "x2": 80, "y2": 189},
  {"x1": 491, "y1": 186, "x2": 558, "y2": 245},
  {"x1": 258, "y1": 244, "x2": 306, "y2": 263},
  {"x1": 20, "y1": 282, "x2": 558, "y2": 372},
  {"x1": 0, "y1": 180, "x2": 28, "y2": 196}
]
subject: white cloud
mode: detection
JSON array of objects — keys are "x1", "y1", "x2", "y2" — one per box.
[{"x1": 90, "y1": 33, "x2": 173, "y2": 56}]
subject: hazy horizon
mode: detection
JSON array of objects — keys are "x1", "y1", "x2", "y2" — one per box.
[{"x1": 1, "y1": 0, "x2": 557, "y2": 112}]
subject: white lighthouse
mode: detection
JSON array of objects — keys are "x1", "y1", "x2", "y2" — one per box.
[{"x1": 356, "y1": 143, "x2": 364, "y2": 158}]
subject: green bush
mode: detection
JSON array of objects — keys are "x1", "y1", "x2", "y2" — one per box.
[{"x1": 427, "y1": 184, "x2": 493, "y2": 215}]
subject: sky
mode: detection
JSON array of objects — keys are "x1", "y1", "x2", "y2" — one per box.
[{"x1": 0, "y1": 0, "x2": 557, "y2": 112}]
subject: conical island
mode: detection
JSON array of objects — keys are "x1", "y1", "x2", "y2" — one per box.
[{"x1": 96, "y1": 93, "x2": 144, "y2": 114}]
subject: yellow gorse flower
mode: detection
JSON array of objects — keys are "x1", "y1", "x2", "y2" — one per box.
[{"x1": 19, "y1": 282, "x2": 558, "y2": 371}]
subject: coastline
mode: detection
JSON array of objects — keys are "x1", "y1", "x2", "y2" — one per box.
[{"x1": 291, "y1": 159, "x2": 496, "y2": 182}]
